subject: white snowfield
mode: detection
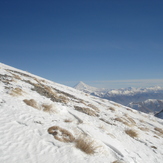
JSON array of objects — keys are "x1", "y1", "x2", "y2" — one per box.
[{"x1": 0, "y1": 63, "x2": 163, "y2": 163}]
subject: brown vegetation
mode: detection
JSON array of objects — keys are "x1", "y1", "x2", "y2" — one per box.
[
  {"x1": 114, "y1": 117, "x2": 131, "y2": 126},
  {"x1": 24, "y1": 80, "x2": 69, "y2": 104},
  {"x1": 42, "y1": 104, "x2": 55, "y2": 113},
  {"x1": 74, "y1": 106, "x2": 99, "y2": 117},
  {"x1": 64, "y1": 119, "x2": 73, "y2": 123},
  {"x1": 10, "y1": 87, "x2": 23, "y2": 96},
  {"x1": 100, "y1": 118, "x2": 113, "y2": 125},
  {"x1": 107, "y1": 107, "x2": 115, "y2": 112},
  {"x1": 23, "y1": 99, "x2": 38, "y2": 109},
  {"x1": 126, "y1": 116, "x2": 136, "y2": 125},
  {"x1": 154, "y1": 127, "x2": 163, "y2": 135},
  {"x1": 87, "y1": 104, "x2": 100, "y2": 112},
  {"x1": 138, "y1": 127, "x2": 149, "y2": 132},
  {"x1": 125, "y1": 129, "x2": 138, "y2": 138},
  {"x1": 112, "y1": 161, "x2": 124, "y2": 163},
  {"x1": 113, "y1": 103, "x2": 121, "y2": 107},
  {"x1": 48, "y1": 126, "x2": 75, "y2": 143},
  {"x1": 75, "y1": 134, "x2": 99, "y2": 154},
  {"x1": 11, "y1": 73, "x2": 22, "y2": 80},
  {"x1": 151, "y1": 146, "x2": 157, "y2": 149}
]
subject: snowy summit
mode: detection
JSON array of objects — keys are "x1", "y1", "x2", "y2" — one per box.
[
  {"x1": 0, "y1": 62, "x2": 163, "y2": 163},
  {"x1": 74, "y1": 81, "x2": 100, "y2": 93}
]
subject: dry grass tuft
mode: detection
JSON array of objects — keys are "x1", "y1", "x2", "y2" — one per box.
[
  {"x1": 154, "y1": 127, "x2": 163, "y2": 135},
  {"x1": 107, "y1": 107, "x2": 115, "y2": 112},
  {"x1": 42, "y1": 104, "x2": 56, "y2": 113},
  {"x1": 48, "y1": 126, "x2": 75, "y2": 143},
  {"x1": 58, "y1": 95, "x2": 69, "y2": 104},
  {"x1": 10, "y1": 87, "x2": 23, "y2": 96},
  {"x1": 12, "y1": 73, "x2": 22, "y2": 80},
  {"x1": 112, "y1": 161, "x2": 124, "y2": 163},
  {"x1": 151, "y1": 146, "x2": 157, "y2": 149},
  {"x1": 126, "y1": 107, "x2": 134, "y2": 112},
  {"x1": 27, "y1": 81, "x2": 69, "y2": 104},
  {"x1": 113, "y1": 103, "x2": 121, "y2": 107},
  {"x1": 23, "y1": 99, "x2": 38, "y2": 109},
  {"x1": 74, "y1": 106, "x2": 99, "y2": 117},
  {"x1": 100, "y1": 118, "x2": 113, "y2": 125},
  {"x1": 87, "y1": 104, "x2": 100, "y2": 112},
  {"x1": 114, "y1": 117, "x2": 131, "y2": 127},
  {"x1": 125, "y1": 129, "x2": 138, "y2": 138},
  {"x1": 75, "y1": 134, "x2": 99, "y2": 154},
  {"x1": 34, "y1": 77, "x2": 41, "y2": 84},
  {"x1": 139, "y1": 119, "x2": 145, "y2": 123},
  {"x1": 138, "y1": 127, "x2": 149, "y2": 132},
  {"x1": 153, "y1": 135, "x2": 159, "y2": 139},
  {"x1": 126, "y1": 116, "x2": 136, "y2": 125},
  {"x1": 64, "y1": 119, "x2": 73, "y2": 123}
]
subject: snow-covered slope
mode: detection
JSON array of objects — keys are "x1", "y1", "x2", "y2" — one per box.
[{"x1": 0, "y1": 63, "x2": 163, "y2": 163}]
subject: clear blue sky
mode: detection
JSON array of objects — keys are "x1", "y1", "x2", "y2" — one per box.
[{"x1": 1, "y1": 0, "x2": 163, "y2": 89}]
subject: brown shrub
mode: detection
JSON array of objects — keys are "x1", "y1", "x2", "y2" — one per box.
[
  {"x1": 87, "y1": 104, "x2": 100, "y2": 112},
  {"x1": 75, "y1": 135, "x2": 99, "y2": 154},
  {"x1": 151, "y1": 146, "x2": 157, "y2": 149},
  {"x1": 107, "y1": 107, "x2": 115, "y2": 112},
  {"x1": 113, "y1": 103, "x2": 121, "y2": 107},
  {"x1": 42, "y1": 104, "x2": 55, "y2": 113},
  {"x1": 126, "y1": 116, "x2": 136, "y2": 125},
  {"x1": 138, "y1": 127, "x2": 149, "y2": 132},
  {"x1": 139, "y1": 119, "x2": 145, "y2": 123},
  {"x1": 34, "y1": 77, "x2": 41, "y2": 83},
  {"x1": 59, "y1": 95, "x2": 68, "y2": 104},
  {"x1": 74, "y1": 106, "x2": 99, "y2": 117},
  {"x1": 154, "y1": 127, "x2": 163, "y2": 135},
  {"x1": 27, "y1": 81, "x2": 69, "y2": 104},
  {"x1": 12, "y1": 73, "x2": 22, "y2": 80},
  {"x1": 23, "y1": 99, "x2": 38, "y2": 109},
  {"x1": 100, "y1": 118, "x2": 113, "y2": 125},
  {"x1": 64, "y1": 119, "x2": 73, "y2": 123},
  {"x1": 153, "y1": 135, "x2": 159, "y2": 139},
  {"x1": 10, "y1": 87, "x2": 23, "y2": 96},
  {"x1": 114, "y1": 117, "x2": 131, "y2": 127},
  {"x1": 125, "y1": 129, "x2": 138, "y2": 138},
  {"x1": 112, "y1": 160, "x2": 124, "y2": 163},
  {"x1": 112, "y1": 161, "x2": 124, "y2": 163},
  {"x1": 48, "y1": 126, "x2": 75, "y2": 143},
  {"x1": 126, "y1": 108, "x2": 134, "y2": 112}
]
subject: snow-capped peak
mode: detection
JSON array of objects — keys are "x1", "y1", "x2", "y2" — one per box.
[{"x1": 74, "y1": 81, "x2": 99, "y2": 93}]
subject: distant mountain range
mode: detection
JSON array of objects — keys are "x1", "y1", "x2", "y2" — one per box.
[{"x1": 74, "y1": 81, "x2": 163, "y2": 117}]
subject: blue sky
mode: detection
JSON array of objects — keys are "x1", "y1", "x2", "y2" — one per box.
[{"x1": 0, "y1": 0, "x2": 163, "y2": 89}]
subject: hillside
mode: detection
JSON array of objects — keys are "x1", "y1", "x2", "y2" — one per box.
[{"x1": 0, "y1": 63, "x2": 163, "y2": 163}]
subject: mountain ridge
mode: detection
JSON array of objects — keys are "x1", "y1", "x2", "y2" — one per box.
[{"x1": 74, "y1": 81, "x2": 163, "y2": 115}]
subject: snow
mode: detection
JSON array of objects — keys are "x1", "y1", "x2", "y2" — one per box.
[
  {"x1": 0, "y1": 62, "x2": 163, "y2": 163},
  {"x1": 74, "y1": 81, "x2": 101, "y2": 93}
]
